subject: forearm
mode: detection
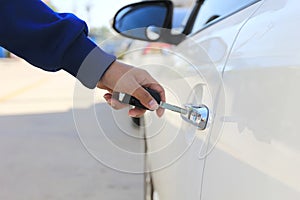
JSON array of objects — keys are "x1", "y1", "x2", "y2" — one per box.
[{"x1": 0, "y1": 0, "x2": 116, "y2": 88}]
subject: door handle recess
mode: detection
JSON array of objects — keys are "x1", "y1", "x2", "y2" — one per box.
[{"x1": 181, "y1": 104, "x2": 209, "y2": 130}]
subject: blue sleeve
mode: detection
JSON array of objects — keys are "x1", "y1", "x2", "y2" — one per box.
[{"x1": 0, "y1": 0, "x2": 116, "y2": 88}]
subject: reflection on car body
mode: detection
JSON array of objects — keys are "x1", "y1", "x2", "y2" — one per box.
[{"x1": 112, "y1": 0, "x2": 300, "y2": 200}]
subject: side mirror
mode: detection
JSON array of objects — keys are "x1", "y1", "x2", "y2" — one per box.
[{"x1": 113, "y1": 0, "x2": 185, "y2": 45}]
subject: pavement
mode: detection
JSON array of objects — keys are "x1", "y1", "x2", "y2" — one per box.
[{"x1": 0, "y1": 59, "x2": 144, "y2": 200}]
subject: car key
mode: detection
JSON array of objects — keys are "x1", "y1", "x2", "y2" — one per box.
[
  {"x1": 159, "y1": 102, "x2": 187, "y2": 115},
  {"x1": 112, "y1": 87, "x2": 187, "y2": 114}
]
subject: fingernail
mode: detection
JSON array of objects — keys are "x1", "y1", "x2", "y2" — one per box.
[
  {"x1": 128, "y1": 112, "x2": 137, "y2": 117},
  {"x1": 148, "y1": 100, "x2": 159, "y2": 110},
  {"x1": 157, "y1": 108, "x2": 165, "y2": 118}
]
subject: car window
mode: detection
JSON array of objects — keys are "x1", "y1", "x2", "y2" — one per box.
[
  {"x1": 173, "y1": 7, "x2": 190, "y2": 28},
  {"x1": 191, "y1": 0, "x2": 260, "y2": 34}
]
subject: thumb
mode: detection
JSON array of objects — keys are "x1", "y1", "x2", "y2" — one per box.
[{"x1": 132, "y1": 87, "x2": 159, "y2": 110}]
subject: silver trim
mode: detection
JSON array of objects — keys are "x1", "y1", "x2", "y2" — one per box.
[{"x1": 181, "y1": 104, "x2": 209, "y2": 130}]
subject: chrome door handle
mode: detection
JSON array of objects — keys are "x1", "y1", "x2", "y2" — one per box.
[{"x1": 181, "y1": 104, "x2": 209, "y2": 130}]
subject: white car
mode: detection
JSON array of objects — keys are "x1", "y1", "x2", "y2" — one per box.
[{"x1": 112, "y1": 0, "x2": 300, "y2": 199}]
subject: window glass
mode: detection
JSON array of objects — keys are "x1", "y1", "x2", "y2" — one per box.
[{"x1": 191, "y1": 0, "x2": 259, "y2": 33}]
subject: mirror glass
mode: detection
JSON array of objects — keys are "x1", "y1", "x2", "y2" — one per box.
[{"x1": 114, "y1": 2, "x2": 170, "y2": 41}]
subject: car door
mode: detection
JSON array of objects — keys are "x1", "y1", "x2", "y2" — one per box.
[
  {"x1": 139, "y1": 1, "x2": 264, "y2": 200},
  {"x1": 201, "y1": 0, "x2": 300, "y2": 199}
]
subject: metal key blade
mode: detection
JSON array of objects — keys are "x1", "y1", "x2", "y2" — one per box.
[{"x1": 160, "y1": 102, "x2": 187, "y2": 115}]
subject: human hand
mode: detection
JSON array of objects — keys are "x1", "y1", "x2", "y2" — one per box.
[{"x1": 97, "y1": 60, "x2": 165, "y2": 117}]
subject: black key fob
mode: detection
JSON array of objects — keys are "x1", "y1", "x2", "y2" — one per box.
[{"x1": 112, "y1": 87, "x2": 161, "y2": 110}]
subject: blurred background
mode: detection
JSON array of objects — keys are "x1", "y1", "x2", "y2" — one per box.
[{"x1": 0, "y1": 1, "x2": 145, "y2": 199}]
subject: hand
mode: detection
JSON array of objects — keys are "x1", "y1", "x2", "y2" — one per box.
[{"x1": 97, "y1": 60, "x2": 165, "y2": 117}]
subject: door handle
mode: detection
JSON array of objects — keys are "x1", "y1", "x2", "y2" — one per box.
[{"x1": 181, "y1": 104, "x2": 209, "y2": 130}]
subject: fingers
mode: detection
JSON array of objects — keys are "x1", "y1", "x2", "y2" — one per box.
[
  {"x1": 137, "y1": 71, "x2": 166, "y2": 117},
  {"x1": 142, "y1": 84, "x2": 165, "y2": 117},
  {"x1": 128, "y1": 107, "x2": 146, "y2": 118},
  {"x1": 142, "y1": 76, "x2": 166, "y2": 104},
  {"x1": 104, "y1": 93, "x2": 146, "y2": 117},
  {"x1": 148, "y1": 84, "x2": 166, "y2": 103},
  {"x1": 104, "y1": 91, "x2": 164, "y2": 117},
  {"x1": 99, "y1": 61, "x2": 166, "y2": 117},
  {"x1": 103, "y1": 93, "x2": 128, "y2": 110},
  {"x1": 132, "y1": 87, "x2": 159, "y2": 111},
  {"x1": 145, "y1": 83, "x2": 165, "y2": 117}
]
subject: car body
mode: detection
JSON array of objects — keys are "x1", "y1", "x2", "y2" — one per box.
[{"x1": 112, "y1": 0, "x2": 300, "y2": 199}]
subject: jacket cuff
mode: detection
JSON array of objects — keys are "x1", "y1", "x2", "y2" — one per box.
[{"x1": 62, "y1": 34, "x2": 116, "y2": 89}]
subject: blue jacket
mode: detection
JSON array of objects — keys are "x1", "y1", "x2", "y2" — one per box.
[{"x1": 0, "y1": 0, "x2": 116, "y2": 88}]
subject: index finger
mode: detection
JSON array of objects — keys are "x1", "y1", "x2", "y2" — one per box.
[{"x1": 146, "y1": 83, "x2": 166, "y2": 103}]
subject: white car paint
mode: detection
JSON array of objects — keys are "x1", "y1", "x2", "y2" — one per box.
[
  {"x1": 114, "y1": 0, "x2": 300, "y2": 199},
  {"x1": 202, "y1": 0, "x2": 300, "y2": 199},
  {"x1": 142, "y1": 1, "x2": 265, "y2": 200}
]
